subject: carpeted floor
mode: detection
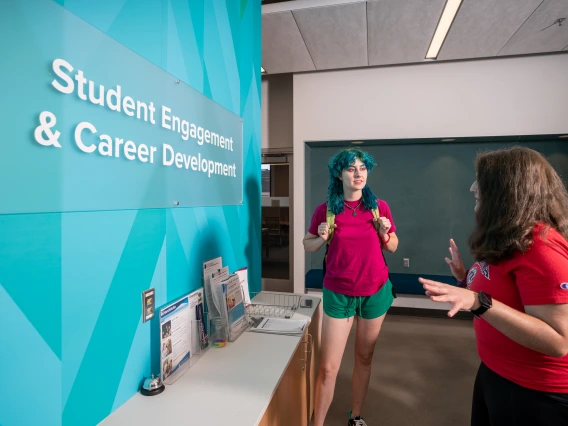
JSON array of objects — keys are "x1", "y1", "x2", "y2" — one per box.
[{"x1": 319, "y1": 314, "x2": 479, "y2": 426}]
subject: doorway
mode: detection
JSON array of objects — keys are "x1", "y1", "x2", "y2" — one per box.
[{"x1": 261, "y1": 152, "x2": 293, "y2": 292}]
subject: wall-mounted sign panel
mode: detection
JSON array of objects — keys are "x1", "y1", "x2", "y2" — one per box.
[{"x1": 0, "y1": 0, "x2": 243, "y2": 214}]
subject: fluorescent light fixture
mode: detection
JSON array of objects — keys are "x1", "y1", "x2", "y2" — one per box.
[
  {"x1": 351, "y1": 141, "x2": 364, "y2": 145},
  {"x1": 441, "y1": 138, "x2": 455, "y2": 142},
  {"x1": 261, "y1": 66, "x2": 266, "y2": 73},
  {"x1": 559, "y1": 135, "x2": 568, "y2": 139},
  {"x1": 425, "y1": 0, "x2": 462, "y2": 59}
]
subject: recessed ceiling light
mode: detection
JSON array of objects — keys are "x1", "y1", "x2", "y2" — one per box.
[
  {"x1": 559, "y1": 135, "x2": 568, "y2": 139},
  {"x1": 441, "y1": 138, "x2": 455, "y2": 142},
  {"x1": 261, "y1": 66, "x2": 266, "y2": 73},
  {"x1": 425, "y1": 0, "x2": 463, "y2": 59},
  {"x1": 351, "y1": 141, "x2": 364, "y2": 145}
]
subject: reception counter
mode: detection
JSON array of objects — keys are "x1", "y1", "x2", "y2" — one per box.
[{"x1": 100, "y1": 293, "x2": 322, "y2": 426}]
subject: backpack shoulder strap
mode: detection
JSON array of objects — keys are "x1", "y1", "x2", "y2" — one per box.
[
  {"x1": 326, "y1": 204, "x2": 335, "y2": 244},
  {"x1": 371, "y1": 207, "x2": 381, "y2": 234}
]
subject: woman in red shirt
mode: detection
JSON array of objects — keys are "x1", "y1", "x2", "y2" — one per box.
[{"x1": 421, "y1": 147, "x2": 568, "y2": 425}]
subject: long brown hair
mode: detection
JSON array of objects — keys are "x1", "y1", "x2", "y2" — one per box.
[{"x1": 469, "y1": 146, "x2": 568, "y2": 264}]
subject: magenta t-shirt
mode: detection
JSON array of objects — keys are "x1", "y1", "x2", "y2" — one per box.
[{"x1": 308, "y1": 199, "x2": 396, "y2": 297}]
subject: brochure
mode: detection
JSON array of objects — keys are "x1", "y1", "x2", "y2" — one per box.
[
  {"x1": 203, "y1": 257, "x2": 222, "y2": 318},
  {"x1": 159, "y1": 296, "x2": 191, "y2": 381},
  {"x1": 224, "y1": 273, "x2": 248, "y2": 340}
]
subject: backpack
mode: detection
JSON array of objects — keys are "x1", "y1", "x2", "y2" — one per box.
[{"x1": 322, "y1": 203, "x2": 397, "y2": 298}]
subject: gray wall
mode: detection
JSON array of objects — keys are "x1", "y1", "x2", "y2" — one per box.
[
  {"x1": 262, "y1": 74, "x2": 293, "y2": 152},
  {"x1": 306, "y1": 141, "x2": 568, "y2": 276}
]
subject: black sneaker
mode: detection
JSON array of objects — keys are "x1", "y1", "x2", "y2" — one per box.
[{"x1": 347, "y1": 410, "x2": 368, "y2": 426}]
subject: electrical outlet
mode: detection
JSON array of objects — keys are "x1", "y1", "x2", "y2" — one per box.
[{"x1": 403, "y1": 258, "x2": 410, "y2": 268}]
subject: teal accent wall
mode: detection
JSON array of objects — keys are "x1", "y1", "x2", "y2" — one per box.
[
  {"x1": 0, "y1": 1, "x2": 261, "y2": 426},
  {"x1": 306, "y1": 141, "x2": 568, "y2": 276}
]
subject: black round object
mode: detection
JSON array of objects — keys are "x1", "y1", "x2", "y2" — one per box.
[{"x1": 140, "y1": 384, "x2": 165, "y2": 396}]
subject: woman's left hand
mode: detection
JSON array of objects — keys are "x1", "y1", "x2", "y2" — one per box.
[
  {"x1": 375, "y1": 217, "x2": 391, "y2": 235},
  {"x1": 419, "y1": 278, "x2": 480, "y2": 317}
]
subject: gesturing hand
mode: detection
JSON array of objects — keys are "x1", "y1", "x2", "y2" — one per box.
[
  {"x1": 374, "y1": 217, "x2": 391, "y2": 235},
  {"x1": 419, "y1": 278, "x2": 479, "y2": 318},
  {"x1": 445, "y1": 239, "x2": 466, "y2": 281},
  {"x1": 317, "y1": 222, "x2": 336, "y2": 242}
]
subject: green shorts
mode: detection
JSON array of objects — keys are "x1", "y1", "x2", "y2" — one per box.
[{"x1": 322, "y1": 280, "x2": 394, "y2": 320}]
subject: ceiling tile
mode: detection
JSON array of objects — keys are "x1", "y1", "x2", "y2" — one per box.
[
  {"x1": 499, "y1": 0, "x2": 568, "y2": 56},
  {"x1": 262, "y1": 11, "x2": 315, "y2": 74},
  {"x1": 261, "y1": 0, "x2": 567, "y2": 74},
  {"x1": 292, "y1": 2, "x2": 367, "y2": 70},
  {"x1": 438, "y1": 0, "x2": 542, "y2": 60},
  {"x1": 367, "y1": 0, "x2": 447, "y2": 66}
]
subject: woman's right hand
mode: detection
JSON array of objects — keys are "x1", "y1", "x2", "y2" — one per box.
[
  {"x1": 445, "y1": 239, "x2": 466, "y2": 281},
  {"x1": 317, "y1": 222, "x2": 336, "y2": 241}
]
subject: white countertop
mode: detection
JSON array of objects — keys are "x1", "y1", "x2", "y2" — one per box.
[{"x1": 100, "y1": 294, "x2": 321, "y2": 426}]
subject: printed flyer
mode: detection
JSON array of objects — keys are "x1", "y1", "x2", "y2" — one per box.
[{"x1": 159, "y1": 296, "x2": 191, "y2": 381}]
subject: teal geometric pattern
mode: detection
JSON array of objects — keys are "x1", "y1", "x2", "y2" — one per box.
[{"x1": 0, "y1": 1, "x2": 261, "y2": 425}]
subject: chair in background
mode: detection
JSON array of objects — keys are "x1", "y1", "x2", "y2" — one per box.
[
  {"x1": 265, "y1": 216, "x2": 282, "y2": 246},
  {"x1": 279, "y1": 208, "x2": 289, "y2": 246},
  {"x1": 261, "y1": 227, "x2": 269, "y2": 258}
]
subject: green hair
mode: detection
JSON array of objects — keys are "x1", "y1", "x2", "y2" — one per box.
[{"x1": 327, "y1": 148, "x2": 378, "y2": 214}]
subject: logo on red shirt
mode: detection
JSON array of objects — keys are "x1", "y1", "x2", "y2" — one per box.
[
  {"x1": 478, "y1": 261, "x2": 490, "y2": 280},
  {"x1": 560, "y1": 283, "x2": 568, "y2": 290},
  {"x1": 467, "y1": 268, "x2": 477, "y2": 289}
]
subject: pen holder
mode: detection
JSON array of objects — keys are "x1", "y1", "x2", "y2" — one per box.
[
  {"x1": 191, "y1": 312, "x2": 210, "y2": 354},
  {"x1": 209, "y1": 317, "x2": 228, "y2": 347}
]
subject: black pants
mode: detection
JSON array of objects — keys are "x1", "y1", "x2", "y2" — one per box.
[{"x1": 472, "y1": 362, "x2": 568, "y2": 426}]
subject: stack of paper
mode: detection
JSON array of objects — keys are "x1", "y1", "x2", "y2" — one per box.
[
  {"x1": 202, "y1": 257, "x2": 250, "y2": 341},
  {"x1": 203, "y1": 257, "x2": 225, "y2": 319},
  {"x1": 235, "y1": 267, "x2": 251, "y2": 305},
  {"x1": 224, "y1": 274, "x2": 248, "y2": 340},
  {"x1": 248, "y1": 317, "x2": 308, "y2": 336}
]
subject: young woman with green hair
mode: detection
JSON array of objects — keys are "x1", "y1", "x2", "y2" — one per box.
[{"x1": 304, "y1": 148, "x2": 399, "y2": 426}]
